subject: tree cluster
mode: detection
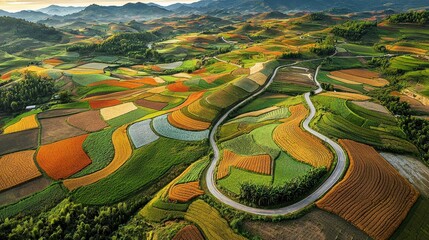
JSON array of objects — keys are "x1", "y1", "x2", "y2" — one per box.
[
  {"x1": 239, "y1": 167, "x2": 327, "y2": 206},
  {"x1": 67, "y1": 33, "x2": 161, "y2": 61},
  {"x1": 308, "y1": 12, "x2": 327, "y2": 21},
  {"x1": 310, "y1": 35, "x2": 336, "y2": 56},
  {"x1": 399, "y1": 117, "x2": 429, "y2": 161},
  {"x1": 321, "y1": 82, "x2": 334, "y2": 91},
  {"x1": 0, "y1": 198, "x2": 146, "y2": 240},
  {"x1": 0, "y1": 17, "x2": 63, "y2": 44},
  {"x1": 281, "y1": 51, "x2": 302, "y2": 59},
  {"x1": 0, "y1": 72, "x2": 55, "y2": 113},
  {"x1": 388, "y1": 11, "x2": 429, "y2": 24},
  {"x1": 331, "y1": 20, "x2": 377, "y2": 41}
]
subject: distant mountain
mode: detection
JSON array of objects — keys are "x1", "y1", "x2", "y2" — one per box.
[
  {"x1": 169, "y1": 0, "x2": 429, "y2": 13},
  {"x1": 37, "y1": 5, "x2": 85, "y2": 16},
  {"x1": 58, "y1": 2, "x2": 172, "y2": 22},
  {"x1": 0, "y1": 10, "x2": 50, "y2": 22}
]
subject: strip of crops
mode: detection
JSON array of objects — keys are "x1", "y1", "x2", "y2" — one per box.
[
  {"x1": 168, "y1": 181, "x2": 204, "y2": 202},
  {"x1": 0, "y1": 150, "x2": 41, "y2": 191},
  {"x1": 317, "y1": 139, "x2": 419, "y2": 240},
  {"x1": 37, "y1": 135, "x2": 92, "y2": 180},
  {"x1": 273, "y1": 104, "x2": 333, "y2": 168},
  {"x1": 217, "y1": 150, "x2": 271, "y2": 179},
  {"x1": 152, "y1": 114, "x2": 209, "y2": 141},
  {"x1": 128, "y1": 119, "x2": 160, "y2": 148},
  {"x1": 168, "y1": 110, "x2": 211, "y2": 131},
  {"x1": 3, "y1": 114, "x2": 38, "y2": 134},
  {"x1": 172, "y1": 225, "x2": 204, "y2": 240},
  {"x1": 64, "y1": 125, "x2": 132, "y2": 190},
  {"x1": 184, "y1": 200, "x2": 246, "y2": 240}
]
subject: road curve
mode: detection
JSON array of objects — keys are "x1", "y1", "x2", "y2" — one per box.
[{"x1": 205, "y1": 61, "x2": 347, "y2": 216}]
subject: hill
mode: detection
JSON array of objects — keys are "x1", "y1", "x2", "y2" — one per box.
[{"x1": 37, "y1": 5, "x2": 85, "y2": 16}]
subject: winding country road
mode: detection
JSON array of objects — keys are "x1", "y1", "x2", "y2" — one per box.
[{"x1": 205, "y1": 59, "x2": 348, "y2": 216}]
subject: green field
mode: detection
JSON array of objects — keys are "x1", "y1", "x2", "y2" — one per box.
[
  {"x1": 218, "y1": 167, "x2": 272, "y2": 195},
  {"x1": 339, "y1": 43, "x2": 384, "y2": 56},
  {"x1": 72, "y1": 127, "x2": 116, "y2": 178},
  {"x1": 71, "y1": 138, "x2": 208, "y2": 204},
  {"x1": 273, "y1": 152, "x2": 313, "y2": 186},
  {"x1": 392, "y1": 197, "x2": 429, "y2": 239}
]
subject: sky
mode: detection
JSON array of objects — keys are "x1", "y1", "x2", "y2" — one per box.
[{"x1": 0, "y1": 0, "x2": 199, "y2": 12}]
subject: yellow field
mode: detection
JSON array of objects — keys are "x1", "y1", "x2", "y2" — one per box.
[
  {"x1": 3, "y1": 114, "x2": 38, "y2": 134},
  {"x1": 248, "y1": 72, "x2": 268, "y2": 85},
  {"x1": 100, "y1": 102, "x2": 138, "y2": 121},
  {"x1": 185, "y1": 200, "x2": 246, "y2": 240},
  {"x1": 320, "y1": 92, "x2": 371, "y2": 101},
  {"x1": 387, "y1": 45, "x2": 428, "y2": 55},
  {"x1": 273, "y1": 104, "x2": 333, "y2": 168},
  {"x1": 234, "y1": 106, "x2": 279, "y2": 119},
  {"x1": 63, "y1": 125, "x2": 132, "y2": 190},
  {"x1": 329, "y1": 70, "x2": 389, "y2": 87},
  {"x1": 0, "y1": 150, "x2": 41, "y2": 191}
]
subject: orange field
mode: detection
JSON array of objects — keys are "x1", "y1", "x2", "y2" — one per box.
[
  {"x1": 88, "y1": 80, "x2": 143, "y2": 89},
  {"x1": 43, "y1": 58, "x2": 64, "y2": 66},
  {"x1": 37, "y1": 135, "x2": 92, "y2": 180},
  {"x1": 3, "y1": 114, "x2": 39, "y2": 134},
  {"x1": 89, "y1": 99, "x2": 122, "y2": 109},
  {"x1": 168, "y1": 181, "x2": 204, "y2": 202},
  {"x1": 235, "y1": 106, "x2": 278, "y2": 118},
  {"x1": 1, "y1": 71, "x2": 12, "y2": 80},
  {"x1": 167, "y1": 82, "x2": 190, "y2": 92},
  {"x1": 317, "y1": 139, "x2": 419, "y2": 240},
  {"x1": 246, "y1": 46, "x2": 282, "y2": 56},
  {"x1": 172, "y1": 225, "x2": 204, "y2": 240},
  {"x1": 63, "y1": 125, "x2": 132, "y2": 190},
  {"x1": 127, "y1": 77, "x2": 158, "y2": 86},
  {"x1": 387, "y1": 45, "x2": 427, "y2": 55},
  {"x1": 273, "y1": 105, "x2": 333, "y2": 169},
  {"x1": 151, "y1": 65, "x2": 162, "y2": 72},
  {"x1": 202, "y1": 73, "x2": 228, "y2": 83},
  {"x1": 168, "y1": 110, "x2": 211, "y2": 131},
  {"x1": 217, "y1": 149, "x2": 271, "y2": 179},
  {"x1": 329, "y1": 70, "x2": 389, "y2": 87},
  {"x1": 168, "y1": 91, "x2": 206, "y2": 112},
  {"x1": 0, "y1": 150, "x2": 41, "y2": 191},
  {"x1": 320, "y1": 92, "x2": 371, "y2": 101}
]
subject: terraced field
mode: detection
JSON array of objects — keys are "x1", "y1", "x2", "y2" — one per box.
[
  {"x1": 172, "y1": 225, "x2": 204, "y2": 240},
  {"x1": 168, "y1": 181, "x2": 204, "y2": 202},
  {"x1": 317, "y1": 139, "x2": 419, "y2": 240},
  {"x1": 0, "y1": 150, "x2": 40, "y2": 191},
  {"x1": 217, "y1": 150, "x2": 271, "y2": 179},
  {"x1": 152, "y1": 114, "x2": 209, "y2": 141}
]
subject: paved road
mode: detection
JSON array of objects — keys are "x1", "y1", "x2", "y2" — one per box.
[
  {"x1": 213, "y1": 56, "x2": 242, "y2": 68},
  {"x1": 205, "y1": 60, "x2": 347, "y2": 216}
]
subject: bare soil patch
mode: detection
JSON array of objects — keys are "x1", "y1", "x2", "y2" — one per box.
[
  {"x1": 0, "y1": 177, "x2": 51, "y2": 206},
  {"x1": 0, "y1": 129, "x2": 39, "y2": 155},
  {"x1": 67, "y1": 110, "x2": 108, "y2": 132},
  {"x1": 135, "y1": 99, "x2": 168, "y2": 110},
  {"x1": 243, "y1": 209, "x2": 370, "y2": 240},
  {"x1": 40, "y1": 116, "x2": 87, "y2": 144}
]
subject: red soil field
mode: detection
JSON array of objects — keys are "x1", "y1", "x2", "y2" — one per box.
[
  {"x1": 88, "y1": 80, "x2": 143, "y2": 89},
  {"x1": 172, "y1": 225, "x2": 205, "y2": 240},
  {"x1": 167, "y1": 82, "x2": 190, "y2": 92},
  {"x1": 135, "y1": 98, "x2": 168, "y2": 110},
  {"x1": 67, "y1": 110, "x2": 108, "y2": 132},
  {"x1": 37, "y1": 135, "x2": 92, "y2": 180},
  {"x1": 151, "y1": 65, "x2": 162, "y2": 72},
  {"x1": 317, "y1": 139, "x2": 419, "y2": 240},
  {"x1": 89, "y1": 99, "x2": 122, "y2": 109},
  {"x1": 217, "y1": 150, "x2": 271, "y2": 179},
  {"x1": 168, "y1": 181, "x2": 204, "y2": 203}
]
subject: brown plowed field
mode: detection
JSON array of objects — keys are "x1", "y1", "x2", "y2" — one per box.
[
  {"x1": 0, "y1": 129, "x2": 39, "y2": 155},
  {"x1": 168, "y1": 110, "x2": 211, "y2": 131},
  {"x1": 273, "y1": 104, "x2": 333, "y2": 169},
  {"x1": 316, "y1": 139, "x2": 419, "y2": 240},
  {"x1": 37, "y1": 135, "x2": 92, "y2": 180},
  {"x1": 0, "y1": 150, "x2": 41, "y2": 191},
  {"x1": 67, "y1": 110, "x2": 108, "y2": 132},
  {"x1": 40, "y1": 115, "x2": 87, "y2": 144},
  {"x1": 89, "y1": 99, "x2": 122, "y2": 109},
  {"x1": 172, "y1": 225, "x2": 205, "y2": 240},
  {"x1": 63, "y1": 125, "x2": 132, "y2": 190},
  {"x1": 168, "y1": 181, "x2": 204, "y2": 203},
  {"x1": 0, "y1": 177, "x2": 51, "y2": 206},
  {"x1": 329, "y1": 70, "x2": 389, "y2": 87},
  {"x1": 134, "y1": 99, "x2": 168, "y2": 110},
  {"x1": 217, "y1": 150, "x2": 271, "y2": 179}
]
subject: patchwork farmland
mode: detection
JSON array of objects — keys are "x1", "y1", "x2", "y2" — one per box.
[{"x1": 1, "y1": 7, "x2": 429, "y2": 240}]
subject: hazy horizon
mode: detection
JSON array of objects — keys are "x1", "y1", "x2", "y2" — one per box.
[{"x1": 0, "y1": 0, "x2": 199, "y2": 12}]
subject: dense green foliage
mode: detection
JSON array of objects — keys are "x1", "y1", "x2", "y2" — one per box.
[
  {"x1": 310, "y1": 36, "x2": 336, "y2": 56},
  {"x1": 0, "y1": 17, "x2": 63, "y2": 44},
  {"x1": 0, "y1": 198, "x2": 147, "y2": 240},
  {"x1": 239, "y1": 167, "x2": 327, "y2": 206},
  {"x1": 0, "y1": 72, "x2": 55, "y2": 113},
  {"x1": 400, "y1": 117, "x2": 429, "y2": 161},
  {"x1": 332, "y1": 21, "x2": 377, "y2": 41},
  {"x1": 67, "y1": 33, "x2": 160, "y2": 60},
  {"x1": 388, "y1": 10, "x2": 429, "y2": 24}
]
